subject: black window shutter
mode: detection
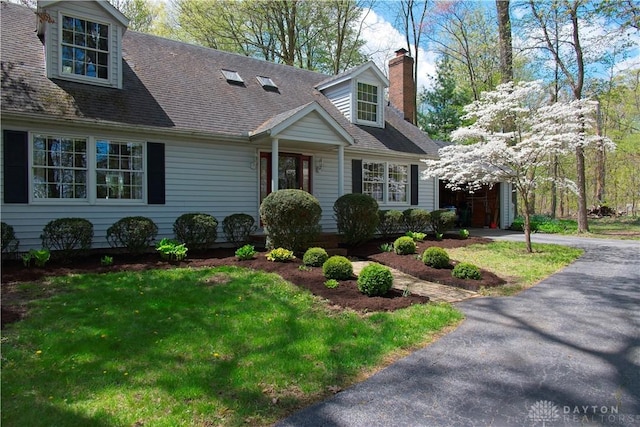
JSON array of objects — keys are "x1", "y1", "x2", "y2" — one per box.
[
  {"x1": 147, "y1": 142, "x2": 165, "y2": 204},
  {"x1": 352, "y1": 159, "x2": 362, "y2": 194},
  {"x1": 410, "y1": 164, "x2": 419, "y2": 205},
  {"x1": 3, "y1": 130, "x2": 29, "y2": 204}
]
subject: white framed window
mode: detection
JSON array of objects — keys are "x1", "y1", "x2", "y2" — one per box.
[
  {"x1": 96, "y1": 140, "x2": 144, "y2": 200},
  {"x1": 363, "y1": 161, "x2": 408, "y2": 204},
  {"x1": 356, "y1": 82, "x2": 379, "y2": 124},
  {"x1": 32, "y1": 135, "x2": 88, "y2": 199},
  {"x1": 61, "y1": 15, "x2": 110, "y2": 80},
  {"x1": 30, "y1": 134, "x2": 145, "y2": 203}
]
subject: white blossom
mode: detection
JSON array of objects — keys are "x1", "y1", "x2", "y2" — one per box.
[{"x1": 421, "y1": 80, "x2": 615, "y2": 251}]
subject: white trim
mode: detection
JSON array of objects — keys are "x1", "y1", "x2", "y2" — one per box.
[
  {"x1": 27, "y1": 131, "x2": 148, "y2": 205},
  {"x1": 362, "y1": 160, "x2": 410, "y2": 206}
]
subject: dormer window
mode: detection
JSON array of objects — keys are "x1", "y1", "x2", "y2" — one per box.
[
  {"x1": 357, "y1": 82, "x2": 379, "y2": 123},
  {"x1": 61, "y1": 16, "x2": 110, "y2": 80}
]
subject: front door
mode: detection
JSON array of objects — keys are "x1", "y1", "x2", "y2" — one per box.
[{"x1": 260, "y1": 152, "x2": 312, "y2": 203}]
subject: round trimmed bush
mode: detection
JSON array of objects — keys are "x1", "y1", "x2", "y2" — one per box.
[
  {"x1": 422, "y1": 247, "x2": 450, "y2": 269},
  {"x1": 334, "y1": 193, "x2": 379, "y2": 246},
  {"x1": 322, "y1": 255, "x2": 353, "y2": 280},
  {"x1": 452, "y1": 262, "x2": 482, "y2": 280},
  {"x1": 41, "y1": 217, "x2": 93, "y2": 259},
  {"x1": 377, "y1": 210, "x2": 404, "y2": 239},
  {"x1": 1, "y1": 222, "x2": 19, "y2": 254},
  {"x1": 393, "y1": 236, "x2": 416, "y2": 255},
  {"x1": 222, "y1": 213, "x2": 257, "y2": 247},
  {"x1": 403, "y1": 208, "x2": 431, "y2": 233},
  {"x1": 303, "y1": 247, "x2": 329, "y2": 267},
  {"x1": 107, "y1": 216, "x2": 158, "y2": 255},
  {"x1": 429, "y1": 209, "x2": 457, "y2": 235},
  {"x1": 357, "y1": 263, "x2": 393, "y2": 296},
  {"x1": 260, "y1": 189, "x2": 322, "y2": 252},
  {"x1": 173, "y1": 213, "x2": 218, "y2": 250}
]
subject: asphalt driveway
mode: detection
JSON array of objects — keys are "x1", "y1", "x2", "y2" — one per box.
[{"x1": 278, "y1": 232, "x2": 640, "y2": 426}]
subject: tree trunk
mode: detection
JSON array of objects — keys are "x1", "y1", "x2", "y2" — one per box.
[
  {"x1": 576, "y1": 144, "x2": 590, "y2": 232},
  {"x1": 550, "y1": 153, "x2": 558, "y2": 218},
  {"x1": 594, "y1": 100, "x2": 606, "y2": 204},
  {"x1": 496, "y1": 0, "x2": 513, "y2": 83},
  {"x1": 523, "y1": 209, "x2": 533, "y2": 253}
]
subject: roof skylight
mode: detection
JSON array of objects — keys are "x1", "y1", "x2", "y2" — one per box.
[
  {"x1": 257, "y1": 75, "x2": 278, "y2": 90},
  {"x1": 221, "y1": 69, "x2": 244, "y2": 84}
]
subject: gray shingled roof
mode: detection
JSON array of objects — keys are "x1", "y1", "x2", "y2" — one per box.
[{"x1": 1, "y1": 2, "x2": 439, "y2": 157}]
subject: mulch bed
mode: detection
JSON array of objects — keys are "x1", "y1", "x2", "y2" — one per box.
[{"x1": 1, "y1": 234, "x2": 503, "y2": 328}]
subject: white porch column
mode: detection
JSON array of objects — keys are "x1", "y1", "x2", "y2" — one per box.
[
  {"x1": 338, "y1": 145, "x2": 345, "y2": 196},
  {"x1": 271, "y1": 138, "x2": 279, "y2": 192}
]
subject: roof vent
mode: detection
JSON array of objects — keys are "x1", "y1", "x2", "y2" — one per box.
[
  {"x1": 221, "y1": 69, "x2": 244, "y2": 85},
  {"x1": 257, "y1": 75, "x2": 278, "y2": 91}
]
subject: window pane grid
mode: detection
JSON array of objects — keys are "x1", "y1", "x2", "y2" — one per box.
[
  {"x1": 363, "y1": 161, "x2": 384, "y2": 201},
  {"x1": 96, "y1": 141, "x2": 144, "y2": 200},
  {"x1": 61, "y1": 15, "x2": 109, "y2": 79},
  {"x1": 357, "y1": 82, "x2": 378, "y2": 122},
  {"x1": 32, "y1": 135, "x2": 87, "y2": 199},
  {"x1": 362, "y1": 162, "x2": 408, "y2": 203}
]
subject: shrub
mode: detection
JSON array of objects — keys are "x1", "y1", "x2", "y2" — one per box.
[
  {"x1": 403, "y1": 208, "x2": 431, "y2": 233},
  {"x1": 1, "y1": 222, "x2": 19, "y2": 254},
  {"x1": 422, "y1": 247, "x2": 450, "y2": 269},
  {"x1": 429, "y1": 209, "x2": 457, "y2": 235},
  {"x1": 107, "y1": 216, "x2": 158, "y2": 255},
  {"x1": 41, "y1": 218, "x2": 93, "y2": 259},
  {"x1": 393, "y1": 236, "x2": 416, "y2": 255},
  {"x1": 452, "y1": 262, "x2": 482, "y2": 280},
  {"x1": 459, "y1": 229, "x2": 470, "y2": 239},
  {"x1": 324, "y1": 279, "x2": 340, "y2": 289},
  {"x1": 303, "y1": 247, "x2": 329, "y2": 267},
  {"x1": 173, "y1": 213, "x2": 218, "y2": 250},
  {"x1": 377, "y1": 210, "x2": 404, "y2": 239},
  {"x1": 260, "y1": 189, "x2": 322, "y2": 252},
  {"x1": 334, "y1": 193, "x2": 379, "y2": 246},
  {"x1": 357, "y1": 263, "x2": 393, "y2": 296},
  {"x1": 322, "y1": 255, "x2": 353, "y2": 280},
  {"x1": 222, "y1": 213, "x2": 257, "y2": 247},
  {"x1": 156, "y1": 238, "x2": 188, "y2": 261},
  {"x1": 266, "y1": 248, "x2": 295, "y2": 262},
  {"x1": 235, "y1": 244, "x2": 257, "y2": 261},
  {"x1": 101, "y1": 255, "x2": 114, "y2": 266}
]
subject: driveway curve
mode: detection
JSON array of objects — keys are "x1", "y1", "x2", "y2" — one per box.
[{"x1": 278, "y1": 233, "x2": 640, "y2": 426}]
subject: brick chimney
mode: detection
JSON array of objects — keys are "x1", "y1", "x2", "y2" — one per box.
[{"x1": 388, "y1": 48, "x2": 416, "y2": 124}]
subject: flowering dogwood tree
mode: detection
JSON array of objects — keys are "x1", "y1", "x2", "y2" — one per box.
[{"x1": 422, "y1": 80, "x2": 613, "y2": 252}]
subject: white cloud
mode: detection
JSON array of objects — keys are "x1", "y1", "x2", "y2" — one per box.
[{"x1": 358, "y1": 8, "x2": 438, "y2": 91}]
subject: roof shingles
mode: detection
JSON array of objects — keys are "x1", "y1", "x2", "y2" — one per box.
[{"x1": 1, "y1": 2, "x2": 439, "y2": 157}]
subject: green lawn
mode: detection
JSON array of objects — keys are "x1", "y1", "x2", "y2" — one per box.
[
  {"x1": 447, "y1": 241, "x2": 584, "y2": 296},
  {"x1": 1, "y1": 266, "x2": 462, "y2": 427}
]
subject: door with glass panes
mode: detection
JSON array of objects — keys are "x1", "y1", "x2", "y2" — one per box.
[{"x1": 260, "y1": 153, "x2": 312, "y2": 203}]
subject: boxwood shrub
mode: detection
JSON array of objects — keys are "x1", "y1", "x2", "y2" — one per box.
[
  {"x1": 107, "y1": 216, "x2": 158, "y2": 255},
  {"x1": 303, "y1": 247, "x2": 329, "y2": 267},
  {"x1": 322, "y1": 255, "x2": 353, "y2": 280},
  {"x1": 393, "y1": 236, "x2": 416, "y2": 255},
  {"x1": 260, "y1": 189, "x2": 322, "y2": 252},
  {"x1": 452, "y1": 262, "x2": 482, "y2": 280},
  {"x1": 41, "y1": 218, "x2": 93, "y2": 260},
  {"x1": 422, "y1": 247, "x2": 450, "y2": 269},
  {"x1": 334, "y1": 193, "x2": 379, "y2": 246},
  {"x1": 429, "y1": 209, "x2": 457, "y2": 236},
  {"x1": 1, "y1": 222, "x2": 19, "y2": 254},
  {"x1": 357, "y1": 263, "x2": 393, "y2": 296},
  {"x1": 173, "y1": 213, "x2": 218, "y2": 250},
  {"x1": 403, "y1": 208, "x2": 431, "y2": 233},
  {"x1": 222, "y1": 213, "x2": 257, "y2": 247},
  {"x1": 377, "y1": 210, "x2": 404, "y2": 239}
]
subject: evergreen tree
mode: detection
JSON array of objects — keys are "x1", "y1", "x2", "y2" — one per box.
[{"x1": 418, "y1": 56, "x2": 470, "y2": 142}]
